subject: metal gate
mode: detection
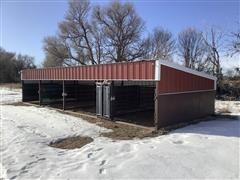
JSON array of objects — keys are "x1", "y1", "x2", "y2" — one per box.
[
  {"x1": 96, "y1": 83, "x2": 103, "y2": 116},
  {"x1": 96, "y1": 82, "x2": 112, "y2": 118},
  {"x1": 103, "y1": 85, "x2": 111, "y2": 117}
]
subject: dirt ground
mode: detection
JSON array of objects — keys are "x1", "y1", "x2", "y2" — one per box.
[
  {"x1": 49, "y1": 136, "x2": 94, "y2": 149},
  {"x1": 61, "y1": 110, "x2": 157, "y2": 140},
  {"x1": 5, "y1": 102, "x2": 32, "y2": 106}
]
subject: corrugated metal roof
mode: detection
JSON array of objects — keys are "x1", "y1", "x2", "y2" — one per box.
[{"x1": 21, "y1": 60, "x2": 155, "y2": 81}]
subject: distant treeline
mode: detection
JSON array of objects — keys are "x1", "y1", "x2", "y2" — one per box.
[
  {"x1": 218, "y1": 76, "x2": 240, "y2": 100},
  {"x1": 0, "y1": 47, "x2": 36, "y2": 83}
]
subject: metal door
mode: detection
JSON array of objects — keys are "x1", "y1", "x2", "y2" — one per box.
[
  {"x1": 103, "y1": 85, "x2": 111, "y2": 118},
  {"x1": 96, "y1": 83, "x2": 103, "y2": 116}
]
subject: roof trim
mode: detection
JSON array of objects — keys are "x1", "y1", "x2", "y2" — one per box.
[
  {"x1": 158, "y1": 89, "x2": 215, "y2": 96},
  {"x1": 157, "y1": 59, "x2": 217, "y2": 81},
  {"x1": 154, "y1": 60, "x2": 161, "y2": 81}
]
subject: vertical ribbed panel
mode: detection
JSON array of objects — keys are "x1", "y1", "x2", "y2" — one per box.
[
  {"x1": 157, "y1": 65, "x2": 215, "y2": 94},
  {"x1": 21, "y1": 61, "x2": 155, "y2": 80}
]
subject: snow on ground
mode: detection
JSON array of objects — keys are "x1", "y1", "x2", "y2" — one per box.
[
  {"x1": 216, "y1": 100, "x2": 240, "y2": 115},
  {"x1": 0, "y1": 88, "x2": 21, "y2": 105},
  {"x1": 1, "y1": 88, "x2": 239, "y2": 179}
]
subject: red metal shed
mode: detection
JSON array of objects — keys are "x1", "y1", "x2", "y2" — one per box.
[{"x1": 21, "y1": 60, "x2": 216, "y2": 129}]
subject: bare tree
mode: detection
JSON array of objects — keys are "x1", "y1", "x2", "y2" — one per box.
[
  {"x1": 229, "y1": 28, "x2": 240, "y2": 56},
  {"x1": 203, "y1": 28, "x2": 223, "y2": 86},
  {"x1": 43, "y1": 0, "x2": 146, "y2": 65},
  {"x1": 15, "y1": 54, "x2": 36, "y2": 71},
  {"x1": 58, "y1": 0, "x2": 97, "y2": 65},
  {"x1": 0, "y1": 47, "x2": 36, "y2": 82},
  {"x1": 92, "y1": 20, "x2": 106, "y2": 64},
  {"x1": 43, "y1": 0, "x2": 106, "y2": 66},
  {"x1": 43, "y1": 36, "x2": 72, "y2": 66},
  {"x1": 43, "y1": 53, "x2": 65, "y2": 67},
  {"x1": 93, "y1": 0, "x2": 145, "y2": 62},
  {"x1": 178, "y1": 28, "x2": 206, "y2": 70},
  {"x1": 143, "y1": 27, "x2": 175, "y2": 60}
]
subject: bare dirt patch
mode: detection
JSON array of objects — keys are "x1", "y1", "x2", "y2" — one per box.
[
  {"x1": 100, "y1": 124, "x2": 156, "y2": 140},
  {"x1": 49, "y1": 136, "x2": 93, "y2": 149},
  {"x1": 61, "y1": 111, "x2": 156, "y2": 140}
]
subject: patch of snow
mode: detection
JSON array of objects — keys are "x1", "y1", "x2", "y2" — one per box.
[
  {"x1": 0, "y1": 88, "x2": 239, "y2": 179},
  {"x1": 0, "y1": 88, "x2": 21, "y2": 105}
]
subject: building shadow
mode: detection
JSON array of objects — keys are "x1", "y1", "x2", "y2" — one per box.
[{"x1": 172, "y1": 114, "x2": 240, "y2": 138}]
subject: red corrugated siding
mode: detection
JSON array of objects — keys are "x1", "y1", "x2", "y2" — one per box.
[
  {"x1": 157, "y1": 65, "x2": 214, "y2": 94},
  {"x1": 21, "y1": 61, "x2": 155, "y2": 81}
]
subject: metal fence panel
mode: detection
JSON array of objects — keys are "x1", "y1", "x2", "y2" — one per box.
[
  {"x1": 96, "y1": 84, "x2": 103, "y2": 116},
  {"x1": 103, "y1": 85, "x2": 111, "y2": 118}
]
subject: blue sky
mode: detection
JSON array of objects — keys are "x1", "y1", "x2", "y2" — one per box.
[{"x1": 1, "y1": 0, "x2": 239, "y2": 69}]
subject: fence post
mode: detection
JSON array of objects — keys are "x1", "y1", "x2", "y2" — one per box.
[
  {"x1": 39, "y1": 80, "x2": 42, "y2": 105},
  {"x1": 62, "y1": 80, "x2": 65, "y2": 110}
]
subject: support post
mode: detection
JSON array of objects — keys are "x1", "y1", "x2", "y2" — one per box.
[
  {"x1": 154, "y1": 82, "x2": 159, "y2": 131},
  {"x1": 22, "y1": 80, "x2": 25, "y2": 102},
  {"x1": 38, "y1": 80, "x2": 42, "y2": 105},
  {"x1": 110, "y1": 81, "x2": 115, "y2": 120},
  {"x1": 62, "y1": 80, "x2": 65, "y2": 110}
]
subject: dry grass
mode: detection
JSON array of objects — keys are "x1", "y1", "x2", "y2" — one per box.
[
  {"x1": 217, "y1": 107, "x2": 231, "y2": 114},
  {"x1": 0, "y1": 83, "x2": 21, "y2": 89},
  {"x1": 5, "y1": 102, "x2": 31, "y2": 106}
]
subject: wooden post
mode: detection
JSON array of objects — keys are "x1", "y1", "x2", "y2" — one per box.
[
  {"x1": 38, "y1": 80, "x2": 42, "y2": 105},
  {"x1": 62, "y1": 80, "x2": 65, "y2": 110},
  {"x1": 154, "y1": 82, "x2": 159, "y2": 131}
]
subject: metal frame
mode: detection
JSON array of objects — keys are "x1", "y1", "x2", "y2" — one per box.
[{"x1": 154, "y1": 81, "x2": 159, "y2": 130}]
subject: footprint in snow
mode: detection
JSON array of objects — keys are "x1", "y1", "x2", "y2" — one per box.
[
  {"x1": 38, "y1": 158, "x2": 46, "y2": 161},
  {"x1": 172, "y1": 140, "x2": 184, "y2": 144},
  {"x1": 58, "y1": 151, "x2": 65, "y2": 156},
  {"x1": 150, "y1": 146, "x2": 157, "y2": 149},
  {"x1": 99, "y1": 160, "x2": 106, "y2": 166},
  {"x1": 99, "y1": 160, "x2": 107, "y2": 175},
  {"x1": 20, "y1": 157, "x2": 46, "y2": 172},
  {"x1": 99, "y1": 168, "x2": 106, "y2": 174},
  {"x1": 10, "y1": 175, "x2": 18, "y2": 179},
  {"x1": 119, "y1": 144, "x2": 136, "y2": 153},
  {"x1": 87, "y1": 152, "x2": 93, "y2": 158},
  {"x1": 95, "y1": 148, "x2": 103, "y2": 152}
]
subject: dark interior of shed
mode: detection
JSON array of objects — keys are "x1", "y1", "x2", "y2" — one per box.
[
  {"x1": 64, "y1": 81, "x2": 96, "y2": 113},
  {"x1": 40, "y1": 81, "x2": 96, "y2": 113},
  {"x1": 22, "y1": 80, "x2": 155, "y2": 128},
  {"x1": 22, "y1": 80, "x2": 96, "y2": 113},
  {"x1": 41, "y1": 81, "x2": 63, "y2": 106},
  {"x1": 112, "y1": 81, "x2": 155, "y2": 127},
  {"x1": 22, "y1": 81, "x2": 39, "y2": 102}
]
